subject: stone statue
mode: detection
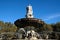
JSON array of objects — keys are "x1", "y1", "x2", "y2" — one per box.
[{"x1": 26, "y1": 4, "x2": 34, "y2": 18}]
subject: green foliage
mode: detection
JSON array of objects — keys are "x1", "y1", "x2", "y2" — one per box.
[
  {"x1": 40, "y1": 24, "x2": 52, "y2": 32},
  {"x1": 51, "y1": 22, "x2": 60, "y2": 32},
  {"x1": 0, "y1": 21, "x2": 17, "y2": 33},
  {"x1": 0, "y1": 20, "x2": 60, "y2": 33}
]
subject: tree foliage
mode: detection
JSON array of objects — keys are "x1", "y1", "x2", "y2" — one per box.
[
  {"x1": 0, "y1": 20, "x2": 60, "y2": 33},
  {"x1": 0, "y1": 21, "x2": 17, "y2": 33},
  {"x1": 51, "y1": 22, "x2": 60, "y2": 32}
]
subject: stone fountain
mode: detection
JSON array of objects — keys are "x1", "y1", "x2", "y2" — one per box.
[{"x1": 14, "y1": 4, "x2": 45, "y2": 40}]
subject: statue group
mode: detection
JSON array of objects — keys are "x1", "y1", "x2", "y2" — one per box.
[{"x1": 17, "y1": 28, "x2": 41, "y2": 40}]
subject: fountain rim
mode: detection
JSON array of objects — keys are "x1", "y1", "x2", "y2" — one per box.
[{"x1": 14, "y1": 18, "x2": 45, "y2": 28}]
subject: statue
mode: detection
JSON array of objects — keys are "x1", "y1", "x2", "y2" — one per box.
[{"x1": 26, "y1": 4, "x2": 34, "y2": 18}]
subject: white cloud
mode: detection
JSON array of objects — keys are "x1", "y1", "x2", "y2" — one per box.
[{"x1": 44, "y1": 14, "x2": 60, "y2": 21}]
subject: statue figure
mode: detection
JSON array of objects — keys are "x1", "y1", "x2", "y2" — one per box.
[{"x1": 26, "y1": 4, "x2": 34, "y2": 18}]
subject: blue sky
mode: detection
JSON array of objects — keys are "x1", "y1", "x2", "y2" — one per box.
[{"x1": 0, "y1": 0, "x2": 60, "y2": 24}]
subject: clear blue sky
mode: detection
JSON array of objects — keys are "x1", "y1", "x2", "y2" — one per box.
[{"x1": 0, "y1": 0, "x2": 60, "y2": 24}]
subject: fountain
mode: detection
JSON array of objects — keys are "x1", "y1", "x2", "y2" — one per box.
[{"x1": 14, "y1": 4, "x2": 45, "y2": 40}]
